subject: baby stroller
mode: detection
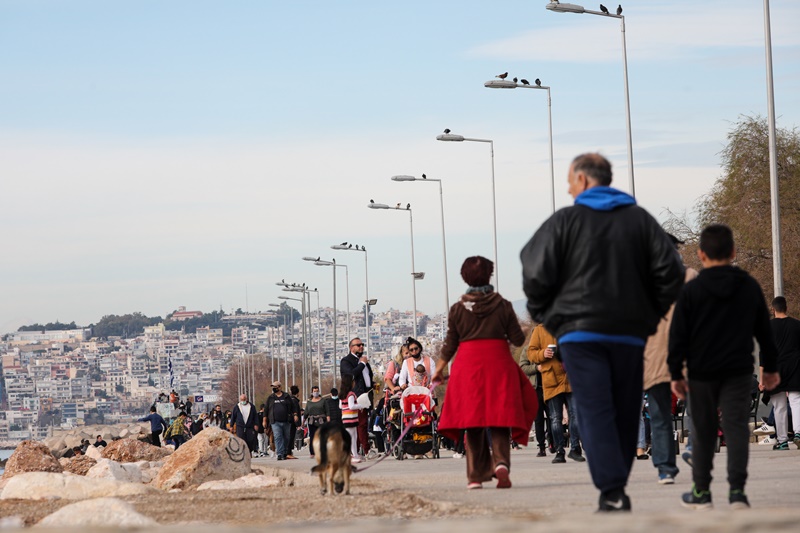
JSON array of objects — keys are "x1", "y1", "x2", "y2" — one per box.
[{"x1": 394, "y1": 386, "x2": 440, "y2": 460}]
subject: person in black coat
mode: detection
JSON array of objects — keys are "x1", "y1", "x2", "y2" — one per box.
[
  {"x1": 230, "y1": 393, "x2": 259, "y2": 453},
  {"x1": 340, "y1": 337, "x2": 373, "y2": 456}
]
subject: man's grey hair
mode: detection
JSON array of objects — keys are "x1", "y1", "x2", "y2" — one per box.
[{"x1": 572, "y1": 153, "x2": 613, "y2": 186}]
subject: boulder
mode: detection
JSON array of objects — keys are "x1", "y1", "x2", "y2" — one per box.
[
  {"x1": 101, "y1": 438, "x2": 171, "y2": 463},
  {"x1": 59, "y1": 456, "x2": 97, "y2": 476},
  {"x1": 152, "y1": 427, "x2": 251, "y2": 490},
  {"x1": 64, "y1": 436, "x2": 82, "y2": 449},
  {"x1": 196, "y1": 473, "x2": 281, "y2": 491},
  {"x1": 86, "y1": 458, "x2": 143, "y2": 483},
  {"x1": 37, "y1": 497, "x2": 157, "y2": 527},
  {"x1": 84, "y1": 445, "x2": 103, "y2": 460},
  {"x1": 1, "y1": 472, "x2": 158, "y2": 500},
  {"x1": 2, "y1": 441, "x2": 63, "y2": 480}
]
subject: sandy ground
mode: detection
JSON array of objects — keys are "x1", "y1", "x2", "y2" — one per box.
[{"x1": 0, "y1": 477, "x2": 485, "y2": 527}]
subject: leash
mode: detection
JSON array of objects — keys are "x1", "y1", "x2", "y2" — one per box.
[{"x1": 354, "y1": 380, "x2": 442, "y2": 473}]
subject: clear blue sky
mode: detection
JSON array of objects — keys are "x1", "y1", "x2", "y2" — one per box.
[{"x1": 1, "y1": 0, "x2": 798, "y2": 332}]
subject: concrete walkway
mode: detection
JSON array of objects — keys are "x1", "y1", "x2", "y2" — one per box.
[{"x1": 251, "y1": 440, "x2": 800, "y2": 530}]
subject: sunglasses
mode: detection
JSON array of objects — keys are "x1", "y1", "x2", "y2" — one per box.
[
  {"x1": 351, "y1": 343, "x2": 364, "y2": 347},
  {"x1": 409, "y1": 346, "x2": 420, "y2": 351}
]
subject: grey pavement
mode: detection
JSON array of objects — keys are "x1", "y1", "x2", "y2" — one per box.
[{"x1": 255, "y1": 439, "x2": 800, "y2": 527}]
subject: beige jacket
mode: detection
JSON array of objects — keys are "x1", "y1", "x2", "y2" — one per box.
[
  {"x1": 643, "y1": 267, "x2": 698, "y2": 390},
  {"x1": 527, "y1": 324, "x2": 569, "y2": 401}
]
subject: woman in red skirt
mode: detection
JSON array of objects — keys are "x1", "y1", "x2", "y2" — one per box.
[{"x1": 433, "y1": 256, "x2": 537, "y2": 489}]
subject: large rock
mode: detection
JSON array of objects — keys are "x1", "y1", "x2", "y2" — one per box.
[
  {"x1": 85, "y1": 458, "x2": 143, "y2": 483},
  {"x1": 59, "y1": 455, "x2": 97, "y2": 476},
  {"x1": 152, "y1": 427, "x2": 251, "y2": 490},
  {"x1": 101, "y1": 438, "x2": 171, "y2": 463},
  {"x1": 37, "y1": 497, "x2": 157, "y2": 527},
  {"x1": 1, "y1": 472, "x2": 158, "y2": 500},
  {"x1": 2, "y1": 441, "x2": 63, "y2": 480},
  {"x1": 83, "y1": 445, "x2": 103, "y2": 460}
]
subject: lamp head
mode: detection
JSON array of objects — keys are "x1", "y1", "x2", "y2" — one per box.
[
  {"x1": 315, "y1": 260, "x2": 335, "y2": 266},
  {"x1": 391, "y1": 175, "x2": 416, "y2": 182},
  {"x1": 436, "y1": 133, "x2": 465, "y2": 142},
  {"x1": 484, "y1": 80, "x2": 517, "y2": 89},
  {"x1": 367, "y1": 203, "x2": 390, "y2": 209},
  {"x1": 546, "y1": 2, "x2": 585, "y2": 14}
]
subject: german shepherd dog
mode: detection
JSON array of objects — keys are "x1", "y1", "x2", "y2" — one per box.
[{"x1": 310, "y1": 422, "x2": 356, "y2": 495}]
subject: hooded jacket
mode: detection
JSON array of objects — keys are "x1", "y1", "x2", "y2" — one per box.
[
  {"x1": 667, "y1": 265, "x2": 778, "y2": 381},
  {"x1": 440, "y1": 290, "x2": 525, "y2": 362},
  {"x1": 527, "y1": 324, "x2": 570, "y2": 401},
  {"x1": 521, "y1": 186, "x2": 684, "y2": 340}
]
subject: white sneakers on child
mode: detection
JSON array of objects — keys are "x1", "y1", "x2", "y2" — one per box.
[
  {"x1": 757, "y1": 435, "x2": 777, "y2": 445},
  {"x1": 753, "y1": 422, "x2": 776, "y2": 436}
]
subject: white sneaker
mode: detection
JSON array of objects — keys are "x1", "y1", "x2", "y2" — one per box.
[
  {"x1": 453, "y1": 452, "x2": 464, "y2": 459},
  {"x1": 351, "y1": 456, "x2": 362, "y2": 464},
  {"x1": 753, "y1": 422, "x2": 776, "y2": 436},
  {"x1": 757, "y1": 435, "x2": 777, "y2": 445}
]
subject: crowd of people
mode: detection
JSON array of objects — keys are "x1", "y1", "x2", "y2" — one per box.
[{"x1": 133, "y1": 152, "x2": 798, "y2": 514}]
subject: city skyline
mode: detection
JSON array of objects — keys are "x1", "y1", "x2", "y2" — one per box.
[{"x1": 2, "y1": 1, "x2": 798, "y2": 332}]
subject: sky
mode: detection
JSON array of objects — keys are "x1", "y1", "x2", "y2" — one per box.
[{"x1": 1, "y1": 0, "x2": 799, "y2": 333}]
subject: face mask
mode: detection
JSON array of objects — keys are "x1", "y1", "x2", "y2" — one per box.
[
  {"x1": 272, "y1": 388, "x2": 278, "y2": 393},
  {"x1": 312, "y1": 392, "x2": 320, "y2": 398},
  {"x1": 331, "y1": 395, "x2": 338, "y2": 400},
  {"x1": 239, "y1": 400, "x2": 247, "y2": 406}
]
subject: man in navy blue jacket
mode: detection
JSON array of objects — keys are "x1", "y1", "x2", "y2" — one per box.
[{"x1": 139, "y1": 406, "x2": 168, "y2": 447}]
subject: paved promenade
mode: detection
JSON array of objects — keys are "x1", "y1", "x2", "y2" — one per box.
[{"x1": 252, "y1": 439, "x2": 800, "y2": 531}]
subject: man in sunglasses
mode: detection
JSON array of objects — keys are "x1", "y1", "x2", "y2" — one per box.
[{"x1": 341, "y1": 337, "x2": 373, "y2": 458}]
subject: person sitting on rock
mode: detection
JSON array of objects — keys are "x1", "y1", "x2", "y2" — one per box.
[{"x1": 93, "y1": 435, "x2": 108, "y2": 448}]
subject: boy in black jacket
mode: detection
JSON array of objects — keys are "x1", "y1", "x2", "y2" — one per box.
[{"x1": 668, "y1": 224, "x2": 780, "y2": 509}]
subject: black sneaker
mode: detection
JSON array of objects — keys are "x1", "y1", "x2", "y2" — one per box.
[
  {"x1": 681, "y1": 485, "x2": 712, "y2": 509},
  {"x1": 568, "y1": 450, "x2": 586, "y2": 462},
  {"x1": 729, "y1": 490, "x2": 750, "y2": 510},
  {"x1": 551, "y1": 452, "x2": 566, "y2": 464},
  {"x1": 536, "y1": 447, "x2": 547, "y2": 457},
  {"x1": 597, "y1": 490, "x2": 631, "y2": 512}
]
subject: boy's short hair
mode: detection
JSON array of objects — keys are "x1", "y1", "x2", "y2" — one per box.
[
  {"x1": 415, "y1": 364, "x2": 426, "y2": 373},
  {"x1": 329, "y1": 387, "x2": 338, "y2": 396},
  {"x1": 772, "y1": 296, "x2": 787, "y2": 313},
  {"x1": 699, "y1": 223, "x2": 734, "y2": 260}
]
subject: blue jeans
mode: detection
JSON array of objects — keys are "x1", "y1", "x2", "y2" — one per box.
[
  {"x1": 271, "y1": 421, "x2": 292, "y2": 457},
  {"x1": 547, "y1": 392, "x2": 580, "y2": 454},
  {"x1": 560, "y1": 341, "x2": 644, "y2": 495},
  {"x1": 647, "y1": 382, "x2": 679, "y2": 477}
]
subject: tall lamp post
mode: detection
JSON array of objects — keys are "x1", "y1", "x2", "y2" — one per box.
[
  {"x1": 368, "y1": 201, "x2": 419, "y2": 336},
  {"x1": 762, "y1": 0, "x2": 783, "y2": 297},
  {"x1": 282, "y1": 286, "x2": 314, "y2": 395},
  {"x1": 545, "y1": 2, "x2": 635, "y2": 196},
  {"x1": 391, "y1": 175, "x2": 450, "y2": 334},
  {"x1": 483, "y1": 80, "x2": 556, "y2": 213},
  {"x1": 268, "y1": 303, "x2": 287, "y2": 384},
  {"x1": 331, "y1": 243, "x2": 371, "y2": 358},
  {"x1": 278, "y1": 295, "x2": 304, "y2": 391},
  {"x1": 436, "y1": 133, "x2": 500, "y2": 291}
]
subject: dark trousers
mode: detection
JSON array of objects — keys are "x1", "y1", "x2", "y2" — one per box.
[
  {"x1": 534, "y1": 386, "x2": 550, "y2": 449},
  {"x1": 689, "y1": 374, "x2": 751, "y2": 492},
  {"x1": 150, "y1": 429, "x2": 162, "y2": 447},
  {"x1": 560, "y1": 342, "x2": 644, "y2": 495},
  {"x1": 236, "y1": 427, "x2": 257, "y2": 453},
  {"x1": 548, "y1": 392, "x2": 581, "y2": 455},
  {"x1": 308, "y1": 424, "x2": 319, "y2": 456},
  {"x1": 465, "y1": 427, "x2": 510, "y2": 484},
  {"x1": 289, "y1": 423, "x2": 297, "y2": 454},
  {"x1": 357, "y1": 409, "x2": 370, "y2": 454},
  {"x1": 647, "y1": 382, "x2": 679, "y2": 476}
]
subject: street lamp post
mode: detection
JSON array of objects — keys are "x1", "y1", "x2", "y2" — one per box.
[
  {"x1": 483, "y1": 81, "x2": 556, "y2": 213},
  {"x1": 278, "y1": 295, "x2": 304, "y2": 392},
  {"x1": 436, "y1": 133, "x2": 500, "y2": 291},
  {"x1": 392, "y1": 175, "x2": 450, "y2": 336},
  {"x1": 545, "y1": 2, "x2": 635, "y2": 196},
  {"x1": 368, "y1": 202, "x2": 419, "y2": 336},
  {"x1": 268, "y1": 302, "x2": 289, "y2": 385},
  {"x1": 762, "y1": 0, "x2": 783, "y2": 297},
  {"x1": 331, "y1": 243, "x2": 371, "y2": 358}
]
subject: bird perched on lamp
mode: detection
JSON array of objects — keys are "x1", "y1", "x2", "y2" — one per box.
[
  {"x1": 600, "y1": 4, "x2": 609, "y2": 14},
  {"x1": 496, "y1": 72, "x2": 508, "y2": 80},
  {"x1": 535, "y1": 78, "x2": 541, "y2": 87},
  {"x1": 443, "y1": 128, "x2": 450, "y2": 134},
  {"x1": 617, "y1": 4, "x2": 622, "y2": 15},
  {"x1": 520, "y1": 79, "x2": 530, "y2": 85}
]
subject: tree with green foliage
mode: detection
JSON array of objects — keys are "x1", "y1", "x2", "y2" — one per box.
[
  {"x1": 666, "y1": 115, "x2": 800, "y2": 305},
  {"x1": 18, "y1": 321, "x2": 79, "y2": 332}
]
